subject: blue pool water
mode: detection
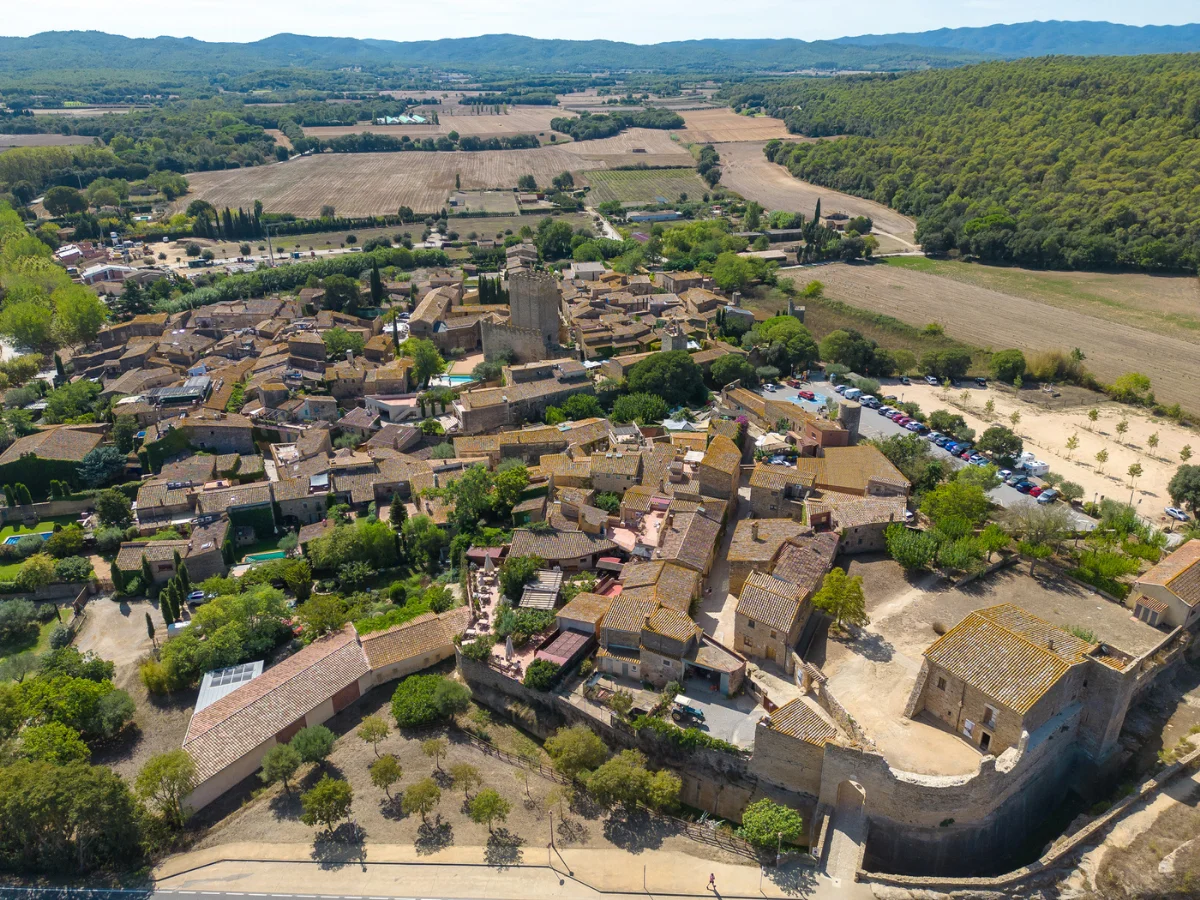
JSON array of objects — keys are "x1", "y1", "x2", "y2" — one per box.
[
  {"x1": 3, "y1": 532, "x2": 51, "y2": 545},
  {"x1": 430, "y1": 375, "x2": 475, "y2": 386}
]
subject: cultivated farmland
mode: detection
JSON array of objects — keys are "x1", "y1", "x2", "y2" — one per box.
[
  {"x1": 676, "y1": 108, "x2": 793, "y2": 143},
  {"x1": 180, "y1": 131, "x2": 695, "y2": 217},
  {"x1": 584, "y1": 168, "x2": 709, "y2": 206},
  {"x1": 716, "y1": 140, "x2": 917, "y2": 244},
  {"x1": 301, "y1": 106, "x2": 574, "y2": 141},
  {"x1": 808, "y1": 261, "x2": 1200, "y2": 408},
  {"x1": 0, "y1": 134, "x2": 94, "y2": 150}
]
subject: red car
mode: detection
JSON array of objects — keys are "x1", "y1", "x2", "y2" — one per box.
[
  {"x1": 788, "y1": 379, "x2": 803, "y2": 388},
  {"x1": 798, "y1": 389, "x2": 815, "y2": 400},
  {"x1": 1029, "y1": 486, "x2": 1044, "y2": 497},
  {"x1": 894, "y1": 415, "x2": 911, "y2": 426}
]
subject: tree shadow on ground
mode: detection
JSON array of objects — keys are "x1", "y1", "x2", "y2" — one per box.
[
  {"x1": 570, "y1": 792, "x2": 604, "y2": 821},
  {"x1": 767, "y1": 860, "x2": 821, "y2": 897},
  {"x1": 414, "y1": 814, "x2": 453, "y2": 855},
  {"x1": 602, "y1": 809, "x2": 670, "y2": 853},
  {"x1": 269, "y1": 787, "x2": 304, "y2": 820},
  {"x1": 432, "y1": 768, "x2": 454, "y2": 788},
  {"x1": 485, "y1": 827, "x2": 524, "y2": 868},
  {"x1": 310, "y1": 822, "x2": 366, "y2": 871},
  {"x1": 843, "y1": 630, "x2": 894, "y2": 663},
  {"x1": 380, "y1": 795, "x2": 408, "y2": 821},
  {"x1": 557, "y1": 817, "x2": 589, "y2": 845}
]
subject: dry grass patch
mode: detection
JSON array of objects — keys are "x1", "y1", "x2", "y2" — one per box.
[{"x1": 676, "y1": 108, "x2": 793, "y2": 144}]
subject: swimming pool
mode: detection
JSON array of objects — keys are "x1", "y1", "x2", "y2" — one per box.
[
  {"x1": 3, "y1": 532, "x2": 51, "y2": 545},
  {"x1": 429, "y1": 374, "x2": 475, "y2": 386},
  {"x1": 243, "y1": 550, "x2": 287, "y2": 563}
]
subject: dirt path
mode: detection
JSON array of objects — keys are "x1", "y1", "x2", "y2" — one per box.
[{"x1": 716, "y1": 142, "x2": 917, "y2": 244}]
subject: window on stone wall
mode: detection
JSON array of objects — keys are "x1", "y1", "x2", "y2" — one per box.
[{"x1": 937, "y1": 676, "x2": 947, "y2": 690}]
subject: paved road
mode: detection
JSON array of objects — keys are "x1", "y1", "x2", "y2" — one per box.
[{"x1": 758, "y1": 381, "x2": 1095, "y2": 530}]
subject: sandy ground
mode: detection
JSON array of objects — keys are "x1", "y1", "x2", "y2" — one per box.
[
  {"x1": 715, "y1": 141, "x2": 917, "y2": 244},
  {"x1": 193, "y1": 686, "x2": 745, "y2": 868},
  {"x1": 898, "y1": 382, "x2": 1195, "y2": 525}
]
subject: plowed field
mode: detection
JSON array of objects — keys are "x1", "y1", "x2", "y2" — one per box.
[{"x1": 676, "y1": 108, "x2": 793, "y2": 143}]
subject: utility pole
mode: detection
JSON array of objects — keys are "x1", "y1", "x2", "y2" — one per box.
[{"x1": 264, "y1": 221, "x2": 278, "y2": 267}]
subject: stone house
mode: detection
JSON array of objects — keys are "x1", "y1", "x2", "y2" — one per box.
[
  {"x1": 791, "y1": 445, "x2": 909, "y2": 497},
  {"x1": 638, "y1": 606, "x2": 702, "y2": 687},
  {"x1": 698, "y1": 435, "x2": 742, "y2": 512},
  {"x1": 734, "y1": 572, "x2": 806, "y2": 670},
  {"x1": 908, "y1": 604, "x2": 1096, "y2": 756},
  {"x1": 115, "y1": 518, "x2": 230, "y2": 584},
  {"x1": 747, "y1": 464, "x2": 813, "y2": 520},
  {"x1": 556, "y1": 592, "x2": 613, "y2": 635},
  {"x1": 271, "y1": 476, "x2": 329, "y2": 526},
  {"x1": 1129, "y1": 540, "x2": 1200, "y2": 629},
  {"x1": 752, "y1": 699, "x2": 839, "y2": 796},
  {"x1": 508, "y1": 528, "x2": 619, "y2": 573},
  {"x1": 726, "y1": 518, "x2": 811, "y2": 594},
  {"x1": 590, "y1": 450, "x2": 642, "y2": 493}
]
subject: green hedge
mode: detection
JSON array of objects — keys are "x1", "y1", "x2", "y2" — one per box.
[
  {"x1": 632, "y1": 714, "x2": 745, "y2": 755},
  {"x1": 0, "y1": 456, "x2": 82, "y2": 501}
]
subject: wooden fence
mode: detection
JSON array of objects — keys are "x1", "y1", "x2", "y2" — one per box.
[{"x1": 454, "y1": 727, "x2": 759, "y2": 860}]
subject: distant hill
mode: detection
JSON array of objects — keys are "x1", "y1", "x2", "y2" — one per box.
[
  {"x1": 0, "y1": 31, "x2": 987, "y2": 80},
  {"x1": 835, "y1": 20, "x2": 1200, "y2": 58}
]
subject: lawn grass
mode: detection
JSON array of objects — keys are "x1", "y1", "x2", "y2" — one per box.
[
  {"x1": 0, "y1": 514, "x2": 80, "y2": 542},
  {"x1": 0, "y1": 560, "x2": 23, "y2": 579},
  {"x1": 0, "y1": 619, "x2": 56, "y2": 666}
]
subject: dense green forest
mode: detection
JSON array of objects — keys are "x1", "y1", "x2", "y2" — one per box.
[{"x1": 732, "y1": 55, "x2": 1200, "y2": 272}]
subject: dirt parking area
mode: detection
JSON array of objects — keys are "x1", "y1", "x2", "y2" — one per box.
[
  {"x1": 194, "y1": 687, "x2": 745, "y2": 866},
  {"x1": 808, "y1": 557, "x2": 1166, "y2": 777},
  {"x1": 76, "y1": 596, "x2": 196, "y2": 780}
]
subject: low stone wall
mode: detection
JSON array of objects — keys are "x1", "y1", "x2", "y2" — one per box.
[
  {"x1": 860, "y1": 743, "x2": 1200, "y2": 892},
  {"x1": 0, "y1": 580, "x2": 92, "y2": 602}
]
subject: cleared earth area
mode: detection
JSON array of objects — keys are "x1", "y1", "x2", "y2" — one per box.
[
  {"x1": 812, "y1": 261, "x2": 1200, "y2": 408},
  {"x1": 0, "y1": 133, "x2": 94, "y2": 149},
  {"x1": 182, "y1": 130, "x2": 693, "y2": 217},
  {"x1": 717, "y1": 140, "x2": 917, "y2": 244},
  {"x1": 584, "y1": 167, "x2": 709, "y2": 206},
  {"x1": 675, "y1": 108, "x2": 793, "y2": 143}
]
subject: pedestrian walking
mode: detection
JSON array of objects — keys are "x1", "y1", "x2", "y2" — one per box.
[{"x1": 708, "y1": 873, "x2": 716, "y2": 891}]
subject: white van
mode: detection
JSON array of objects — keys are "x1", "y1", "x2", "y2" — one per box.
[
  {"x1": 843, "y1": 388, "x2": 863, "y2": 400},
  {"x1": 1023, "y1": 460, "x2": 1050, "y2": 477}
]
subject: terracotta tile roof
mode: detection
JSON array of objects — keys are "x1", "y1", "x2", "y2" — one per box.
[
  {"x1": 924, "y1": 604, "x2": 1091, "y2": 714},
  {"x1": 557, "y1": 592, "x2": 613, "y2": 626},
  {"x1": 596, "y1": 645, "x2": 640, "y2": 665},
  {"x1": 619, "y1": 560, "x2": 699, "y2": 611},
  {"x1": 749, "y1": 464, "x2": 815, "y2": 491},
  {"x1": 136, "y1": 481, "x2": 193, "y2": 511},
  {"x1": 700, "y1": 434, "x2": 741, "y2": 476},
  {"x1": 727, "y1": 519, "x2": 810, "y2": 563},
  {"x1": 591, "y1": 451, "x2": 641, "y2": 477},
  {"x1": 767, "y1": 699, "x2": 838, "y2": 745},
  {"x1": 770, "y1": 532, "x2": 840, "y2": 597},
  {"x1": 358, "y1": 609, "x2": 466, "y2": 670},
  {"x1": 737, "y1": 571, "x2": 803, "y2": 632},
  {"x1": 603, "y1": 596, "x2": 659, "y2": 637},
  {"x1": 195, "y1": 481, "x2": 273, "y2": 514},
  {"x1": 1137, "y1": 540, "x2": 1200, "y2": 607},
  {"x1": 509, "y1": 528, "x2": 617, "y2": 562},
  {"x1": 0, "y1": 426, "x2": 103, "y2": 465},
  {"x1": 792, "y1": 446, "x2": 909, "y2": 495},
  {"x1": 116, "y1": 540, "x2": 190, "y2": 570},
  {"x1": 1135, "y1": 594, "x2": 1170, "y2": 614},
  {"x1": 644, "y1": 606, "x2": 699, "y2": 643},
  {"x1": 658, "y1": 510, "x2": 721, "y2": 573},
  {"x1": 809, "y1": 492, "x2": 908, "y2": 530},
  {"x1": 183, "y1": 626, "x2": 370, "y2": 783}
]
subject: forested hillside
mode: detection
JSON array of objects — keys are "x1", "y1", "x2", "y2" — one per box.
[
  {"x1": 835, "y1": 21, "x2": 1200, "y2": 57},
  {"x1": 732, "y1": 55, "x2": 1200, "y2": 272}
]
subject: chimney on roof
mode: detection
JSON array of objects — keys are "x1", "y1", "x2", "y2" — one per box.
[{"x1": 751, "y1": 521, "x2": 760, "y2": 541}]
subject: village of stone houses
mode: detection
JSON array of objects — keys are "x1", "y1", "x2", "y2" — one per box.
[{"x1": 2, "y1": 234, "x2": 1199, "y2": 899}]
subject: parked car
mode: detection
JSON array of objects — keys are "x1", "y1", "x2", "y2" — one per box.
[
  {"x1": 974, "y1": 377, "x2": 988, "y2": 387},
  {"x1": 764, "y1": 383, "x2": 777, "y2": 392},
  {"x1": 670, "y1": 696, "x2": 706, "y2": 725},
  {"x1": 905, "y1": 421, "x2": 924, "y2": 432},
  {"x1": 969, "y1": 457, "x2": 990, "y2": 467},
  {"x1": 926, "y1": 431, "x2": 944, "y2": 443},
  {"x1": 894, "y1": 415, "x2": 911, "y2": 426},
  {"x1": 834, "y1": 385, "x2": 847, "y2": 394},
  {"x1": 998, "y1": 469, "x2": 1013, "y2": 480},
  {"x1": 925, "y1": 375, "x2": 940, "y2": 386},
  {"x1": 882, "y1": 394, "x2": 899, "y2": 402},
  {"x1": 1015, "y1": 481, "x2": 1035, "y2": 494},
  {"x1": 1006, "y1": 473, "x2": 1026, "y2": 486},
  {"x1": 187, "y1": 590, "x2": 210, "y2": 606},
  {"x1": 788, "y1": 379, "x2": 803, "y2": 388},
  {"x1": 900, "y1": 376, "x2": 912, "y2": 385},
  {"x1": 959, "y1": 449, "x2": 974, "y2": 460},
  {"x1": 1165, "y1": 507, "x2": 1190, "y2": 522},
  {"x1": 1037, "y1": 489, "x2": 1059, "y2": 504},
  {"x1": 798, "y1": 389, "x2": 815, "y2": 401},
  {"x1": 1029, "y1": 486, "x2": 1045, "y2": 497},
  {"x1": 903, "y1": 509, "x2": 915, "y2": 522}
]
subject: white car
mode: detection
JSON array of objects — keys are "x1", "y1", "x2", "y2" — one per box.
[
  {"x1": 764, "y1": 383, "x2": 777, "y2": 392},
  {"x1": 1165, "y1": 507, "x2": 1190, "y2": 522}
]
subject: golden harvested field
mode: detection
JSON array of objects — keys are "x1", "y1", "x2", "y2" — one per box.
[
  {"x1": 884, "y1": 257, "x2": 1200, "y2": 338},
  {"x1": 812, "y1": 261, "x2": 1200, "y2": 408},
  {"x1": 717, "y1": 140, "x2": 917, "y2": 244},
  {"x1": 0, "y1": 134, "x2": 94, "y2": 150},
  {"x1": 676, "y1": 108, "x2": 793, "y2": 143},
  {"x1": 182, "y1": 131, "x2": 695, "y2": 217},
  {"x1": 263, "y1": 128, "x2": 292, "y2": 150},
  {"x1": 31, "y1": 106, "x2": 139, "y2": 116}
]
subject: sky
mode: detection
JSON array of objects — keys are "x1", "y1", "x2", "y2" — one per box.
[{"x1": 2, "y1": 2, "x2": 1199, "y2": 44}]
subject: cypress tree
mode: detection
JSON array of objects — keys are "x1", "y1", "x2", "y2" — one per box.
[
  {"x1": 141, "y1": 556, "x2": 153, "y2": 595},
  {"x1": 54, "y1": 353, "x2": 65, "y2": 381},
  {"x1": 370, "y1": 262, "x2": 384, "y2": 305},
  {"x1": 178, "y1": 561, "x2": 191, "y2": 595},
  {"x1": 112, "y1": 565, "x2": 126, "y2": 593},
  {"x1": 16, "y1": 484, "x2": 32, "y2": 506},
  {"x1": 4, "y1": 485, "x2": 14, "y2": 507}
]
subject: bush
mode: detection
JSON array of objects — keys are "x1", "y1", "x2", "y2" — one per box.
[
  {"x1": 631, "y1": 715, "x2": 743, "y2": 755},
  {"x1": 48, "y1": 625, "x2": 72, "y2": 649},
  {"x1": 460, "y1": 634, "x2": 495, "y2": 662},
  {"x1": 54, "y1": 556, "x2": 93, "y2": 583},
  {"x1": 15, "y1": 535, "x2": 44, "y2": 558},
  {"x1": 391, "y1": 674, "x2": 453, "y2": 728},
  {"x1": 523, "y1": 659, "x2": 561, "y2": 691},
  {"x1": 139, "y1": 658, "x2": 171, "y2": 695}
]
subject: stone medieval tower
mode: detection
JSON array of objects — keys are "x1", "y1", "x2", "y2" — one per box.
[{"x1": 509, "y1": 271, "x2": 560, "y2": 349}]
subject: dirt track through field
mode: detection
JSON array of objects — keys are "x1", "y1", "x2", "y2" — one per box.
[
  {"x1": 717, "y1": 141, "x2": 917, "y2": 243},
  {"x1": 813, "y1": 262, "x2": 1200, "y2": 407}
]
